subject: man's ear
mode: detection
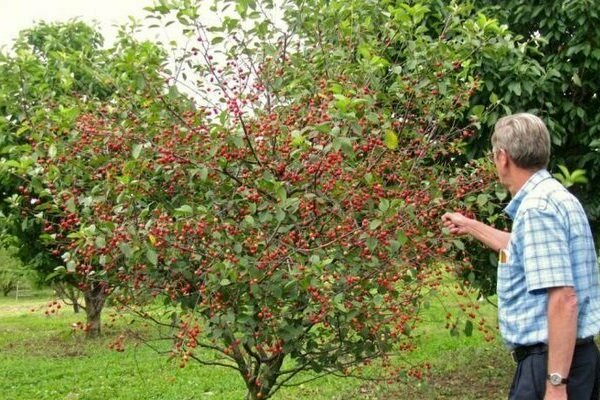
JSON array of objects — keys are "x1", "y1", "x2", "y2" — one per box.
[{"x1": 497, "y1": 148, "x2": 510, "y2": 167}]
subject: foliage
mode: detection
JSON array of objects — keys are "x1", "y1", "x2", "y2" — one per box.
[
  {"x1": 0, "y1": 21, "x2": 109, "y2": 279},
  {"x1": 470, "y1": 1, "x2": 600, "y2": 179},
  {"x1": 468, "y1": 2, "x2": 600, "y2": 207},
  {"x1": 438, "y1": 0, "x2": 600, "y2": 294},
  {"x1": 553, "y1": 164, "x2": 589, "y2": 189}
]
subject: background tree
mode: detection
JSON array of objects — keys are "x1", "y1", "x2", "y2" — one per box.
[
  {"x1": 439, "y1": 0, "x2": 600, "y2": 295},
  {"x1": 0, "y1": 20, "x2": 190, "y2": 337},
  {"x1": 470, "y1": 1, "x2": 600, "y2": 202},
  {"x1": 0, "y1": 20, "x2": 111, "y2": 297},
  {"x1": 0, "y1": 246, "x2": 34, "y2": 296}
]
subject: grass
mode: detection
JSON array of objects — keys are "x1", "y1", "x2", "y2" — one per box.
[{"x1": 0, "y1": 287, "x2": 514, "y2": 400}]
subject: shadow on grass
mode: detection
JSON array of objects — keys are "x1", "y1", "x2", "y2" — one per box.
[{"x1": 338, "y1": 345, "x2": 513, "y2": 400}]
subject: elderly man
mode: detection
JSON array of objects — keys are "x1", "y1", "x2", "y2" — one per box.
[{"x1": 442, "y1": 113, "x2": 600, "y2": 400}]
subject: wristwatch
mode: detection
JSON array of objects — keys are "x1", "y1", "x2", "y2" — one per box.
[{"x1": 547, "y1": 373, "x2": 568, "y2": 386}]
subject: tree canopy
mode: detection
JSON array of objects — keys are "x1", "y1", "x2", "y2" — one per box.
[{"x1": 0, "y1": 20, "x2": 192, "y2": 337}]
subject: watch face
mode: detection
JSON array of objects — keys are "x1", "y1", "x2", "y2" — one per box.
[{"x1": 549, "y1": 373, "x2": 564, "y2": 385}]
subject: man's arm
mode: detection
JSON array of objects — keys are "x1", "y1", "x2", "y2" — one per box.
[
  {"x1": 441, "y1": 212, "x2": 510, "y2": 252},
  {"x1": 545, "y1": 286, "x2": 578, "y2": 400}
]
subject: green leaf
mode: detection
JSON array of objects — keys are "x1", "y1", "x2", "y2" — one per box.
[
  {"x1": 333, "y1": 136, "x2": 354, "y2": 156},
  {"x1": 378, "y1": 199, "x2": 390, "y2": 212},
  {"x1": 313, "y1": 122, "x2": 332, "y2": 133},
  {"x1": 198, "y1": 166, "x2": 208, "y2": 181},
  {"x1": 468, "y1": 271, "x2": 476, "y2": 283},
  {"x1": 95, "y1": 236, "x2": 106, "y2": 248},
  {"x1": 388, "y1": 240, "x2": 402, "y2": 253},
  {"x1": 291, "y1": 130, "x2": 306, "y2": 146},
  {"x1": 146, "y1": 248, "x2": 158, "y2": 266},
  {"x1": 132, "y1": 144, "x2": 143, "y2": 159},
  {"x1": 452, "y1": 240, "x2": 465, "y2": 251},
  {"x1": 369, "y1": 219, "x2": 382, "y2": 230},
  {"x1": 495, "y1": 186, "x2": 508, "y2": 201},
  {"x1": 46, "y1": 266, "x2": 67, "y2": 281},
  {"x1": 65, "y1": 197, "x2": 77, "y2": 213},
  {"x1": 2, "y1": 160, "x2": 23, "y2": 168},
  {"x1": 556, "y1": 164, "x2": 570, "y2": 177},
  {"x1": 366, "y1": 237, "x2": 378, "y2": 251},
  {"x1": 396, "y1": 231, "x2": 408, "y2": 246},
  {"x1": 476, "y1": 194, "x2": 488, "y2": 207},
  {"x1": 276, "y1": 185, "x2": 287, "y2": 203},
  {"x1": 373, "y1": 294, "x2": 384, "y2": 306},
  {"x1": 175, "y1": 205, "x2": 193, "y2": 215},
  {"x1": 508, "y1": 82, "x2": 522, "y2": 96},
  {"x1": 333, "y1": 293, "x2": 347, "y2": 312},
  {"x1": 470, "y1": 105, "x2": 485, "y2": 118},
  {"x1": 233, "y1": 243, "x2": 243, "y2": 254},
  {"x1": 333, "y1": 94, "x2": 350, "y2": 113},
  {"x1": 281, "y1": 325, "x2": 304, "y2": 342},
  {"x1": 384, "y1": 130, "x2": 398, "y2": 150},
  {"x1": 119, "y1": 243, "x2": 133, "y2": 259},
  {"x1": 489, "y1": 92, "x2": 499, "y2": 104},
  {"x1": 569, "y1": 169, "x2": 588, "y2": 184},
  {"x1": 275, "y1": 208, "x2": 285, "y2": 222},
  {"x1": 48, "y1": 144, "x2": 57, "y2": 159}
]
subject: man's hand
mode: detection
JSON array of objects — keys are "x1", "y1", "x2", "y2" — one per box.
[
  {"x1": 441, "y1": 212, "x2": 473, "y2": 236},
  {"x1": 441, "y1": 211, "x2": 510, "y2": 252}
]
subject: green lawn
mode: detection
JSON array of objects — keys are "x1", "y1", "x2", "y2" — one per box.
[{"x1": 0, "y1": 288, "x2": 513, "y2": 400}]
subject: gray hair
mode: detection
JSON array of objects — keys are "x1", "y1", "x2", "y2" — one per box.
[{"x1": 491, "y1": 113, "x2": 551, "y2": 170}]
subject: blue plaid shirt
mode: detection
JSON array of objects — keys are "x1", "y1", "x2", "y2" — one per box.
[{"x1": 497, "y1": 169, "x2": 600, "y2": 348}]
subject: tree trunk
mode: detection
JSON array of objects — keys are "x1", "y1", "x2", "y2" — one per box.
[
  {"x1": 54, "y1": 283, "x2": 82, "y2": 313},
  {"x1": 67, "y1": 286, "x2": 81, "y2": 314},
  {"x1": 2, "y1": 282, "x2": 15, "y2": 296},
  {"x1": 244, "y1": 353, "x2": 285, "y2": 400},
  {"x1": 83, "y1": 283, "x2": 107, "y2": 338}
]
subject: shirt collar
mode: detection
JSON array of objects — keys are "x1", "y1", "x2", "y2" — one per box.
[{"x1": 504, "y1": 169, "x2": 552, "y2": 219}]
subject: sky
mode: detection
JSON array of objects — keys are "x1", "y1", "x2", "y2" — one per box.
[
  {"x1": 0, "y1": 0, "x2": 159, "y2": 49},
  {"x1": 0, "y1": 0, "x2": 274, "y2": 103},
  {"x1": 0, "y1": 0, "x2": 207, "y2": 97}
]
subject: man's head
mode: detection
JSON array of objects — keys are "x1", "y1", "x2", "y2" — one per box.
[{"x1": 491, "y1": 113, "x2": 551, "y2": 171}]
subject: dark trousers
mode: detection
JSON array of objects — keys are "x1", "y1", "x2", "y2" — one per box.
[{"x1": 508, "y1": 341, "x2": 600, "y2": 399}]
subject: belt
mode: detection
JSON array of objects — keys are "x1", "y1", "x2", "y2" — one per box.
[{"x1": 511, "y1": 337, "x2": 595, "y2": 363}]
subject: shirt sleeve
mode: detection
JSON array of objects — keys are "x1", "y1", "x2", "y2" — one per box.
[{"x1": 520, "y1": 205, "x2": 573, "y2": 292}]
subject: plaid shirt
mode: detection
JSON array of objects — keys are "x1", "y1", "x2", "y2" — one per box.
[{"x1": 498, "y1": 169, "x2": 600, "y2": 348}]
